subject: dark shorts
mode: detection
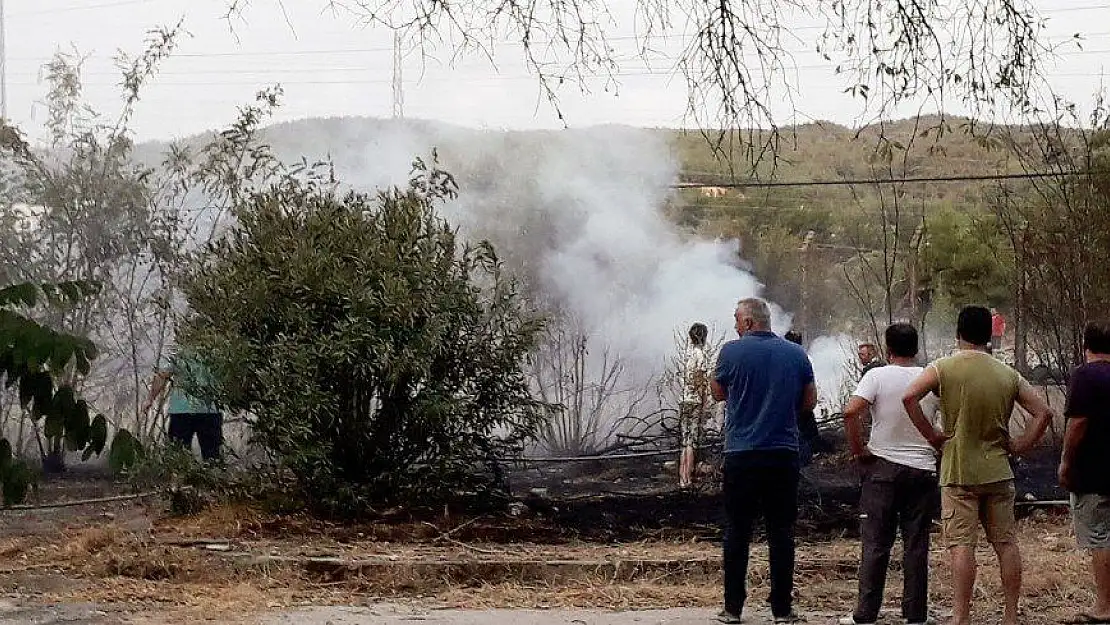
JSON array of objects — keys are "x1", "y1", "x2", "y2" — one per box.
[{"x1": 168, "y1": 412, "x2": 223, "y2": 461}]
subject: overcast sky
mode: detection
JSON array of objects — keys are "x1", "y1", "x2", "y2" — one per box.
[{"x1": 4, "y1": 0, "x2": 1109, "y2": 142}]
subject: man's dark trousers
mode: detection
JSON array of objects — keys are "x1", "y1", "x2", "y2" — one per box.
[
  {"x1": 168, "y1": 412, "x2": 223, "y2": 461},
  {"x1": 723, "y1": 449, "x2": 799, "y2": 618},
  {"x1": 853, "y1": 456, "x2": 938, "y2": 624}
]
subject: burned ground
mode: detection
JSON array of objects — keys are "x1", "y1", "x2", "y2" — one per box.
[{"x1": 0, "y1": 439, "x2": 1083, "y2": 624}]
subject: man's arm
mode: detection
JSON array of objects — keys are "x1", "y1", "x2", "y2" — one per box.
[
  {"x1": 902, "y1": 366, "x2": 948, "y2": 450},
  {"x1": 800, "y1": 381, "x2": 818, "y2": 414},
  {"x1": 1008, "y1": 379, "x2": 1054, "y2": 455},
  {"x1": 1058, "y1": 416, "x2": 1088, "y2": 491},
  {"x1": 711, "y1": 349, "x2": 730, "y2": 403},
  {"x1": 841, "y1": 396, "x2": 873, "y2": 459},
  {"x1": 140, "y1": 371, "x2": 172, "y2": 414},
  {"x1": 711, "y1": 379, "x2": 727, "y2": 403}
]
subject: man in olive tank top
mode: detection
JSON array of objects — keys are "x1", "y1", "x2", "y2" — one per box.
[{"x1": 902, "y1": 306, "x2": 1054, "y2": 625}]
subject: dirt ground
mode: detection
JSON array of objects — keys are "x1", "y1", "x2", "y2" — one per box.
[
  {"x1": 0, "y1": 456, "x2": 1092, "y2": 625},
  {"x1": 256, "y1": 605, "x2": 845, "y2": 624}
]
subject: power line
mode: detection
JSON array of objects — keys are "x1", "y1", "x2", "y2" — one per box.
[
  {"x1": 8, "y1": 30, "x2": 1110, "y2": 64},
  {"x1": 7, "y1": 44, "x2": 1110, "y2": 77},
  {"x1": 1045, "y1": 2, "x2": 1110, "y2": 11},
  {"x1": 9, "y1": 0, "x2": 160, "y2": 18},
  {"x1": 5, "y1": 68, "x2": 1106, "y2": 88},
  {"x1": 671, "y1": 170, "x2": 1105, "y2": 189},
  {"x1": 14, "y1": 0, "x2": 1108, "y2": 20}
]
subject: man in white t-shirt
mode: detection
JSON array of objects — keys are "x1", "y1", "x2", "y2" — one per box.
[
  {"x1": 679, "y1": 322, "x2": 710, "y2": 488},
  {"x1": 839, "y1": 323, "x2": 940, "y2": 625}
]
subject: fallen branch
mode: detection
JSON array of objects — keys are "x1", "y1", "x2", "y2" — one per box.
[
  {"x1": 1, "y1": 490, "x2": 162, "y2": 512},
  {"x1": 516, "y1": 445, "x2": 720, "y2": 464},
  {"x1": 434, "y1": 517, "x2": 484, "y2": 541},
  {"x1": 1016, "y1": 499, "x2": 1069, "y2": 507},
  {"x1": 155, "y1": 538, "x2": 239, "y2": 548}
]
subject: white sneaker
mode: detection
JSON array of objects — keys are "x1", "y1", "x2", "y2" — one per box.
[{"x1": 837, "y1": 618, "x2": 871, "y2": 625}]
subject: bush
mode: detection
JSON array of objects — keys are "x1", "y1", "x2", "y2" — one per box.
[
  {"x1": 177, "y1": 159, "x2": 546, "y2": 515},
  {"x1": 0, "y1": 281, "x2": 113, "y2": 504}
]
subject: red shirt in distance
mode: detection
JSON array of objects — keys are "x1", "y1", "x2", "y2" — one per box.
[{"x1": 991, "y1": 313, "x2": 1006, "y2": 338}]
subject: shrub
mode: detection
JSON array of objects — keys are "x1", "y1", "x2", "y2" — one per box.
[{"x1": 177, "y1": 160, "x2": 546, "y2": 515}]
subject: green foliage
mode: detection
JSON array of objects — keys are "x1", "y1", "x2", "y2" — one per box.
[
  {"x1": 0, "y1": 438, "x2": 31, "y2": 506},
  {"x1": 0, "y1": 280, "x2": 117, "y2": 504},
  {"x1": 122, "y1": 443, "x2": 232, "y2": 516},
  {"x1": 922, "y1": 207, "x2": 1012, "y2": 307},
  {"x1": 177, "y1": 158, "x2": 546, "y2": 515},
  {"x1": 108, "y1": 429, "x2": 144, "y2": 475},
  {"x1": 0, "y1": 459, "x2": 34, "y2": 506},
  {"x1": 0, "y1": 28, "x2": 185, "y2": 457},
  {"x1": 995, "y1": 116, "x2": 1110, "y2": 371}
]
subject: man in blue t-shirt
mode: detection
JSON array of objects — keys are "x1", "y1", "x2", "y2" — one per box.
[{"x1": 711, "y1": 297, "x2": 817, "y2": 624}]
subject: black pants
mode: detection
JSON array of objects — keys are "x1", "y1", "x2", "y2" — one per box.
[
  {"x1": 854, "y1": 456, "x2": 938, "y2": 624},
  {"x1": 168, "y1": 412, "x2": 223, "y2": 461},
  {"x1": 723, "y1": 450, "x2": 799, "y2": 618}
]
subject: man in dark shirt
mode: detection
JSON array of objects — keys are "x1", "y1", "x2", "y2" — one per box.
[
  {"x1": 1060, "y1": 321, "x2": 1110, "y2": 624},
  {"x1": 785, "y1": 330, "x2": 825, "y2": 464},
  {"x1": 858, "y1": 342, "x2": 885, "y2": 376},
  {"x1": 711, "y1": 298, "x2": 817, "y2": 624}
]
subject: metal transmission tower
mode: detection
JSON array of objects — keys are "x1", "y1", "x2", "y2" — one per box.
[{"x1": 391, "y1": 30, "x2": 404, "y2": 119}]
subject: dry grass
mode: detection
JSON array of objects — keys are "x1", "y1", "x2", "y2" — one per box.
[{"x1": 2, "y1": 505, "x2": 1099, "y2": 624}]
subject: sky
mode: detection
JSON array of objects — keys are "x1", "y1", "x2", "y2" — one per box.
[{"x1": 3, "y1": 0, "x2": 1109, "y2": 142}]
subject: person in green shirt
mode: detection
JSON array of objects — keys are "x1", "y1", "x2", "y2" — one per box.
[
  {"x1": 141, "y1": 348, "x2": 223, "y2": 461},
  {"x1": 902, "y1": 306, "x2": 1053, "y2": 625}
]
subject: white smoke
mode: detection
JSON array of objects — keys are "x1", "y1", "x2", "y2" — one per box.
[
  {"x1": 261, "y1": 118, "x2": 791, "y2": 385},
  {"x1": 806, "y1": 334, "x2": 856, "y2": 415}
]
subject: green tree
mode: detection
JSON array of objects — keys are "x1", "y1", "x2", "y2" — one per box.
[
  {"x1": 176, "y1": 158, "x2": 546, "y2": 515},
  {"x1": 994, "y1": 106, "x2": 1110, "y2": 376},
  {"x1": 0, "y1": 27, "x2": 187, "y2": 456},
  {"x1": 921, "y1": 206, "x2": 1012, "y2": 309},
  {"x1": 0, "y1": 281, "x2": 109, "y2": 504}
]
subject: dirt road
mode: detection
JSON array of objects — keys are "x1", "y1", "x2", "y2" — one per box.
[
  {"x1": 259, "y1": 605, "x2": 849, "y2": 624},
  {"x1": 265, "y1": 606, "x2": 728, "y2": 624},
  {"x1": 0, "y1": 600, "x2": 848, "y2": 625}
]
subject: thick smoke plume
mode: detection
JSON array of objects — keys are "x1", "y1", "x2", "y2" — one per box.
[{"x1": 264, "y1": 119, "x2": 789, "y2": 380}]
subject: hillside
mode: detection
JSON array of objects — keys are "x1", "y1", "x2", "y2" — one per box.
[
  {"x1": 669, "y1": 115, "x2": 1027, "y2": 181},
  {"x1": 139, "y1": 114, "x2": 1038, "y2": 188}
]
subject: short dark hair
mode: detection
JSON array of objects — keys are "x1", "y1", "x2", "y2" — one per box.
[
  {"x1": 885, "y1": 323, "x2": 919, "y2": 358},
  {"x1": 1084, "y1": 321, "x2": 1110, "y2": 355},
  {"x1": 784, "y1": 330, "x2": 803, "y2": 346},
  {"x1": 957, "y1": 306, "x2": 992, "y2": 346},
  {"x1": 688, "y1": 323, "x2": 708, "y2": 346}
]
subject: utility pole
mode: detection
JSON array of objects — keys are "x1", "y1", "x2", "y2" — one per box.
[
  {"x1": 907, "y1": 221, "x2": 925, "y2": 324},
  {"x1": 798, "y1": 230, "x2": 816, "y2": 344},
  {"x1": 1, "y1": 0, "x2": 8, "y2": 122},
  {"x1": 391, "y1": 29, "x2": 404, "y2": 119},
  {"x1": 1015, "y1": 224, "x2": 1029, "y2": 374}
]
